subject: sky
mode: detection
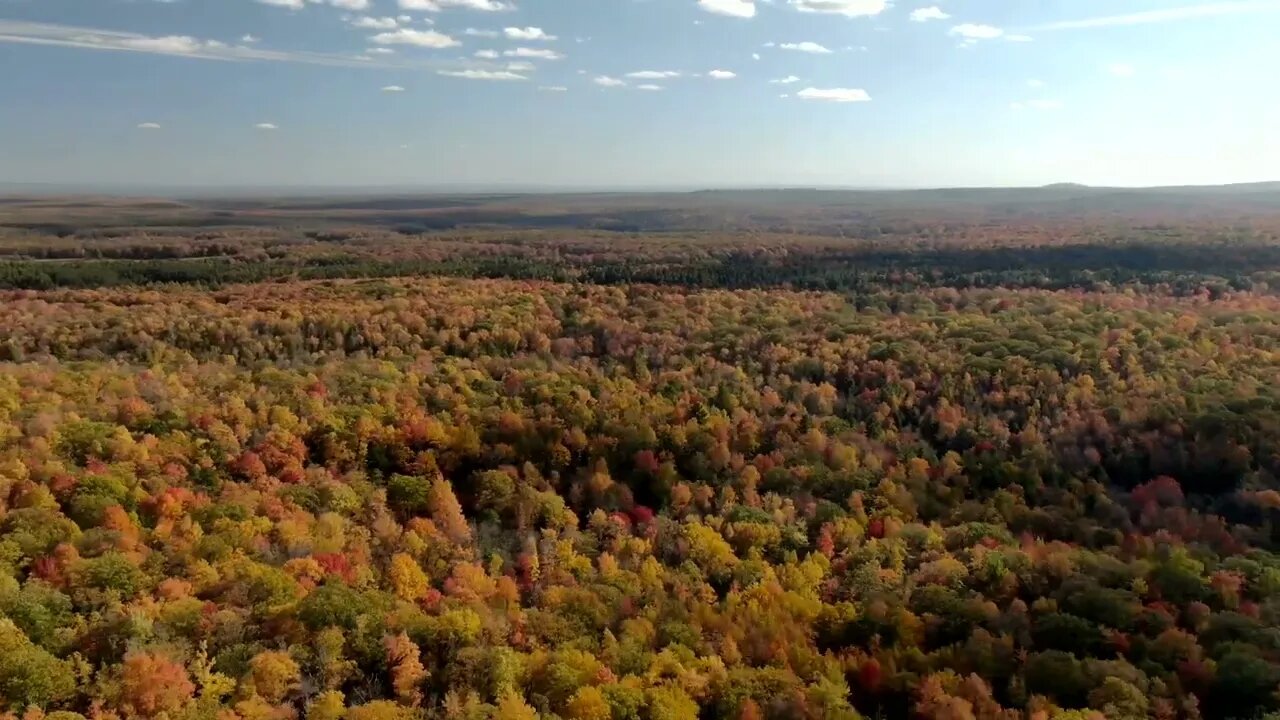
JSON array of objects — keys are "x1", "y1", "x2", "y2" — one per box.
[{"x1": 1, "y1": 0, "x2": 1279, "y2": 190}]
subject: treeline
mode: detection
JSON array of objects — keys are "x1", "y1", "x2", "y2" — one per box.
[{"x1": 2, "y1": 239, "x2": 1279, "y2": 295}]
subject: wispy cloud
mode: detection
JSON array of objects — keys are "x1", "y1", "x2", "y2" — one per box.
[
  {"x1": 504, "y1": 47, "x2": 562, "y2": 59},
  {"x1": 779, "y1": 41, "x2": 832, "y2": 53},
  {"x1": 538, "y1": 85, "x2": 568, "y2": 92},
  {"x1": 438, "y1": 68, "x2": 527, "y2": 80},
  {"x1": 789, "y1": 0, "x2": 888, "y2": 17},
  {"x1": 770, "y1": 75, "x2": 800, "y2": 84},
  {"x1": 708, "y1": 69, "x2": 736, "y2": 79},
  {"x1": 399, "y1": 0, "x2": 513, "y2": 11},
  {"x1": 796, "y1": 87, "x2": 871, "y2": 102},
  {"x1": 636, "y1": 84, "x2": 664, "y2": 91},
  {"x1": 950, "y1": 23, "x2": 1004, "y2": 39},
  {"x1": 370, "y1": 28, "x2": 460, "y2": 48},
  {"x1": 463, "y1": 28, "x2": 500, "y2": 37},
  {"x1": 350, "y1": 16, "x2": 400, "y2": 29},
  {"x1": 698, "y1": 0, "x2": 756, "y2": 18},
  {"x1": 594, "y1": 75, "x2": 626, "y2": 87},
  {"x1": 259, "y1": 0, "x2": 372, "y2": 9},
  {"x1": 381, "y1": 84, "x2": 406, "y2": 91},
  {"x1": 1027, "y1": 0, "x2": 1280, "y2": 30},
  {"x1": 909, "y1": 6, "x2": 949, "y2": 22},
  {"x1": 137, "y1": 122, "x2": 162, "y2": 129},
  {"x1": 949, "y1": 23, "x2": 1033, "y2": 44},
  {"x1": 255, "y1": 122, "x2": 279, "y2": 129},
  {"x1": 0, "y1": 20, "x2": 447, "y2": 68},
  {"x1": 504, "y1": 26, "x2": 556, "y2": 40},
  {"x1": 625, "y1": 70, "x2": 681, "y2": 79}
]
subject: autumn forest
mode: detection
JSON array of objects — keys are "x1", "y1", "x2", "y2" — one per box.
[{"x1": 3, "y1": 187, "x2": 1280, "y2": 720}]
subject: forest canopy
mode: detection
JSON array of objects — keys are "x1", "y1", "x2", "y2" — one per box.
[{"x1": 2, "y1": 193, "x2": 1280, "y2": 720}]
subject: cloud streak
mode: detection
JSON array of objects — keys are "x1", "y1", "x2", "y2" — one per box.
[
  {"x1": 788, "y1": 0, "x2": 888, "y2": 17},
  {"x1": 1026, "y1": 0, "x2": 1280, "y2": 30},
  {"x1": 438, "y1": 69, "x2": 527, "y2": 80},
  {"x1": 796, "y1": 87, "x2": 871, "y2": 102},
  {"x1": 0, "y1": 20, "x2": 455, "y2": 69},
  {"x1": 779, "y1": 41, "x2": 832, "y2": 53}
]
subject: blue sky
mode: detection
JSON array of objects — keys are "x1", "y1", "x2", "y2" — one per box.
[{"x1": 1, "y1": 0, "x2": 1278, "y2": 189}]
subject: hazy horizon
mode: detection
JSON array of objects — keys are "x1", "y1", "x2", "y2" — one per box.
[{"x1": 4, "y1": 179, "x2": 1280, "y2": 200}]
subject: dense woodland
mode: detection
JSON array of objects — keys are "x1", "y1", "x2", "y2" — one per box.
[{"x1": 4, "y1": 193, "x2": 1280, "y2": 720}]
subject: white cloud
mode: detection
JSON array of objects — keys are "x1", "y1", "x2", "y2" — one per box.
[
  {"x1": 1108, "y1": 62, "x2": 1136, "y2": 77},
  {"x1": 636, "y1": 84, "x2": 664, "y2": 91},
  {"x1": 475, "y1": 49, "x2": 498, "y2": 58},
  {"x1": 594, "y1": 75, "x2": 626, "y2": 86},
  {"x1": 796, "y1": 86, "x2": 870, "y2": 102},
  {"x1": 625, "y1": 70, "x2": 681, "y2": 79},
  {"x1": 381, "y1": 84, "x2": 406, "y2": 91},
  {"x1": 258, "y1": 0, "x2": 372, "y2": 8},
  {"x1": 367, "y1": 47, "x2": 395, "y2": 54},
  {"x1": 779, "y1": 41, "x2": 832, "y2": 53},
  {"x1": 137, "y1": 122, "x2": 161, "y2": 129},
  {"x1": 444, "y1": 0, "x2": 512, "y2": 9},
  {"x1": 241, "y1": 34, "x2": 260, "y2": 43},
  {"x1": 351, "y1": 16, "x2": 400, "y2": 29},
  {"x1": 950, "y1": 23, "x2": 1004, "y2": 39},
  {"x1": 769, "y1": 75, "x2": 800, "y2": 84},
  {"x1": 255, "y1": 122, "x2": 279, "y2": 129},
  {"x1": 788, "y1": 0, "x2": 888, "y2": 17},
  {"x1": 752, "y1": 52, "x2": 760, "y2": 60},
  {"x1": 538, "y1": 85, "x2": 567, "y2": 91},
  {"x1": 370, "y1": 28, "x2": 459, "y2": 48},
  {"x1": 438, "y1": 68, "x2": 527, "y2": 80},
  {"x1": 1028, "y1": 1, "x2": 1280, "y2": 31},
  {"x1": 698, "y1": 0, "x2": 756, "y2": 18},
  {"x1": 909, "y1": 6, "x2": 949, "y2": 22},
  {"x1": 779, "y1": 93, "x2": 789, "y2": 98},
  {"x1": 708, "y1": 69, "x2": 736, "y2": 79},
  {"x1": 398, "y1": 15, "x2": 413, "y2": 22},
  {"x1": 120, "y1": 35, "x2": 203, "y2": 53},
  {"x1": 464, "y1": 28, "x2": 499, "y2": 37},
  {"x1": 504, "y1": 26, "x2": 556, "y2": 40},
  {"x1": 505, "y1": 60, "x2": 535, "y2": 71},
  {"x1": 399, "y1": 0, "x2": 513, "y2": 11},
  {"x1": 504, "y1": 47, "x2": 562, "y2": 59}
]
